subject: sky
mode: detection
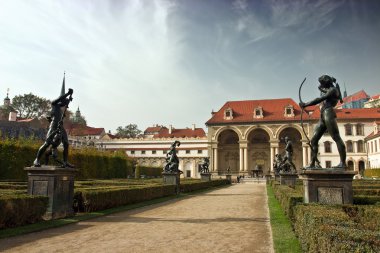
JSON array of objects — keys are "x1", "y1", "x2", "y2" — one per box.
[{"x1": 1, "y1": 0, "x2": 380, "y2": 133}]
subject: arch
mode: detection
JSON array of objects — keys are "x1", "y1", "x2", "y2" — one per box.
[
  {"x1": 184, "y1": 161, "x2": 192, "y2": 177},
  {"x1": 213, "y1": 126, "x2": 243, "y2": 142},
  {"x1": 358, "y1": 160, "x2": 365, "y2": 176},
  {"x1": 276, "y1": 124, "x2": 305, "y2": 140},
  {"x1": 346, "y1": 140, "x2": 354, "y2": 153},
  {"x1": 217, "y1": 129, "x2": 240, "y2": 174},
  {"x1": 347, "y1": 160, "x2": 354, "y2": 171},
  {"x1": 247, "y1": 128, "x2": 271, "y2": 175},
  {"x1": 244, "y1": 125, "x2": 274, "y2": 141},
  {"x1": 151, "y1": 160, "x2": 160, "y2": 167}
]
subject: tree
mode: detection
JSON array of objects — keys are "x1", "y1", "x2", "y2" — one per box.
[
  {"x1": 12, "y1": 93, "x2": 51, "y2": 119},
  {"x1": 116, "y1": 124, "x2": 142, "y2": 138}
]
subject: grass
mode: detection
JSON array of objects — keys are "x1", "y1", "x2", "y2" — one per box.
[
  {"x1": 0, "y1": 183, "x2": 230, "y2": 239},
  {"x1": 267, "y1": 184, "x2": 302, "y2": 253}
]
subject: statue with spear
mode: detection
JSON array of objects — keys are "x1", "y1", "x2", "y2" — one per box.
[{"x1": 33, "y1": 73, "x2": 74, "y2": 168}]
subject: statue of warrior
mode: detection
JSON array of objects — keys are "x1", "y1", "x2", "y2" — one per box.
[
  {"x1": 299, "y1": 75, "x2": 346, "y2": 169},
  {"x1": 33, "y1": 74, "x2": 74, "y2": 168}
]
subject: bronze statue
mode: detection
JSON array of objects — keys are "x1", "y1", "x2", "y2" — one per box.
[
  {"x1": 299, "y1": 75, "x2": 346, "y2": 169},
  {"x1": 163, "y1": 140, "x2": 182, "y2": 173},
  {"x1": 33, "y1": 76, "x2": 74, "y2": 168},
  {"x1": 281, "y1": 136, "x2": 297, "y2": 172},
  {"x1": 273, "y1": 154, "x2": 283, "y2": 175},
  {"x1": 199, "y1": 157, "x2": 210, "y2": 173}
]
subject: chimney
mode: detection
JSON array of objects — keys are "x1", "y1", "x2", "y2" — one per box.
[
  {"x1": 211, "y1": 109, "x2": 215, "y2": 115},
  {"x1": 191, "y1": 124, "x2": 196, "y2": 130},
  {"x1": 169, "y1": 124, "x2": 172, "y2": 134}
]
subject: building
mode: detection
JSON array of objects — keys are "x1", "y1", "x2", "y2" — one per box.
[
  {"x1": 97, "y1": 125, "x2": 208, "y2": 178},
  {"x1": 364, "y1": 94, "x2": 380, "y2": 108},
  {"x1": 0, "y1": 90, "x2": 17, "y2": 121},
  {"x1": 67, "y1": 124, "x2": 106, "y2": 147},
  {"x1": 365, "y1": 121, "x2": 380, "y2": 169},
  {"x1": 336, "y1": 90, "x2": 370, "y2": 109},
  {"x1": 206, "y1": 98, "x2": 380, "y2": 176}
]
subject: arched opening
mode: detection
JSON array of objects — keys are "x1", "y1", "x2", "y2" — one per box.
[
  {"x1": 184, "y1": 161, "x2": 192, "y2": 178},
  {"x1": 247, "y1": 129, "x2": 270, "y2": 176},
  {"x1": 278, "y1": 127, "x2": 303, "y2": 170},
  {"x1": 217, "y1": 129, "x2": 239, "y2": 175},
  {"x1": 359, "y1": 161, "x2": 365, "y2": 176},
  {"x1": 347, "y1": 160, "x2": 354, "y2": 171}
]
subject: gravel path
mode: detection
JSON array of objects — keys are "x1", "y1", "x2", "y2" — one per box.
[{"x1": 0, "y1": 183, "x2": 274, "y2": 253}]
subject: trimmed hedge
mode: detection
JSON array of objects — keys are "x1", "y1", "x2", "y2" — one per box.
[
  {"x1": 75, "y1": 179, "x2": 230, "y2": 212},
  {"x1": 0, "y1": 194, "x2": 48, "y2": 229},
  {"x1": 270, "y1": 181, "x2": 303, "y2": 220},
  {"x1": 364, "y1": 168, "x2": 380, "y2": 178},
  {"x1": 0, "y1": 141, "x2": 134, "y2": 180},
  {"x1": 138, "y1": 166, "x2": 162, "y2": 178},
  {"x1": 293, "y1": 205, "x2": 380, "y2": 252}
]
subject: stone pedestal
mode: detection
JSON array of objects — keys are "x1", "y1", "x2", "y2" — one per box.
[
  {"x1": 24, "y1": 166, "x2": 77, "y2": 220},
  {"x1": 225, "y1": 174, "x2": 232, "y2": 183},
  {"x1": 201, "y1": 173, "x2": 211, "y2": 182},
  {"x1": 265, "y1": 174, "x2": 272, "y2": 183},
  {"x1": 299, "y1": 169, "x2": 356, "y2": 204},
  {"x1": 279, "y1": 173, "x2": 298, "y2": 188},
  {"x1": 162, "y1": 172, "x2": 180, "y2": 194}
]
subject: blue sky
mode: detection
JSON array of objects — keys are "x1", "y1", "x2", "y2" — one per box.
[{"x1": 0, "y1": 0, "x2": 379, "y2": 133}]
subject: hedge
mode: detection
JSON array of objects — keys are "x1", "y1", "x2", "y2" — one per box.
[
  {"x1": 0, "y1": 194, "x2": 48, "y2": 229},
  {"x1": 364, "y1": 168, "x2": 380, "y2": 178},
  {"x1": 293, "y1": 205, "x2": 380, "y2": 252},
  {"x1": 74, "y1": 179, "x2": 230, "y2": 212},
  {"x1": 0, "y1": 141, "x2": 134, "y2": 180}
]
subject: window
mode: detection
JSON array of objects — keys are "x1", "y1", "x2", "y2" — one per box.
[
  {"x1": 254, "y1": 106, "x2": 263, "y2": 118},
  {"x1": 357, "y1": 140, "x2": 364, "y2": 153},
  {"x1": 186, "y1": 150, "x2": 190, "y2": 154},
  {"x1": 345, "y1": 124, "x2": 352, "y2": 136},
  {"x1": 152, "y1": 150, "x2": 157, "y2": 154},
  {"x1": 197, "y1": 150, "x2": 202, "y2": 154},
  {"x1": 224, "y1": 108, "x2": 233, "y2": 120},
  {"x1": 324, "y1": 141, "x2": 332, "y2": 153},
  {"x1": 163, "y1": 150, "x2": 167, "y2": 154},
  {"x1": 131, "y1": 150, "x2": 135, "y2": 155},
  {"x1": 346, "y1": 141, "x2": 353, "y2": 153},
  {"x1": 141, "y1": 150, "x2": 146, "y2": 155},
  {"x1": 325, "y1": 161, "x2": 332, "y2": 168},
  {"x1": 284, "y1": 105, "x2": 294, "y2": 117},
  {"x1": 371, "y1": 142, "x2": 373, "y2": 153},
  {"x1": 376, "y1": 140, "x2": 378, "y2": 153},
  {"x1": 356, "y1": 124, "x2": 364, "y2": 135}
]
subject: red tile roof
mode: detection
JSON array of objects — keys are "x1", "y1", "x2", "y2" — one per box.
[
  {"x1": 153, "y1": 128, "x2": 206, "y2": 138},
  {"x1": 336, "y1": 90, "x2": 369, "y2": 107},
  {"x1": 206, "y1": 98, "x2": 380, "y2": 125},
  {"x1": 68, "y1": 125, "x2": 105, "y2": 136},
  {"x1": 206, "y1": 98, "x2": 309, "y2": 124},
  {"x1": 370, "y1": 94, "x2": 380, "y2": 100},
  {"x1": 144, "y1": 126, "x2": 164, "y2": 134}
]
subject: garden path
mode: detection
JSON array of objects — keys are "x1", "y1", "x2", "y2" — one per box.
[{"x1": 0, "y1": 182, "x2": 273, "y2": 253}]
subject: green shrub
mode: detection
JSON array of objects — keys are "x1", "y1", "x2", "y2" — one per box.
[
  {"x1": 364, "y1": 169, "x2": 380, "y2": 178},
  {"x1": 271, "y1": 182, "x2": 303, "y2": 220},
  {"x1": 76, "y1": 185, "x2": 176, "y2": 212},
  {"x1": 0, "y1": 194, "x2": 48, "y2": 229},
  {"x1": 293, "y1": 205, "x2": 380, "y2": 252},
  {"x1": 354, "y1": 195, "x2": 380, "y2": 205},
  {"x1": 0, "y1": 141, "x2": 134, "y2": 180},
  {"x1": 139, "y1": 166, "x2": 162, "y2": 178}
]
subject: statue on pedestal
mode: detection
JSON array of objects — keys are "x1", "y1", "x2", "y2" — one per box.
[
  {"x1": 163, "y1": 140, "x2": 182, "y2": 173},
  {"x1": 280, "y1": 136, "x2": 297, "y2": 173},
  {"x1": 299, "y1": 75, "x2": 346, "y2": 169},
  {"x1": 199, "y1": 157, "x2": 210, "y2": 173},
  {"x1": 33, "y1": 74, "x2": 74, "y2": 168}
]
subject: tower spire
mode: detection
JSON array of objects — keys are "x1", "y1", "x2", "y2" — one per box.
[
  {"x1": 343, "y1": 82, "x2": 347, "y2": 98},
  {"x1": 60, "y1": 71, "x2": 66, "y2": 96}
]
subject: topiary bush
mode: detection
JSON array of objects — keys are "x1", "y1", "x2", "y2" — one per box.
[
  {"x1": 0, "y1": 194, "x2": 49, "y2": 229},
  {"x1": 364, "y1": 168, "x2": 380, "y2": 178}
]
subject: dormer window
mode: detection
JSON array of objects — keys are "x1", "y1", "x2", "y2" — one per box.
[
  {"x1": 254, "y1": 106, "x2": 263, "y2": 119},
  {"x1": 224, "y1": 108, "x2": 233, "y2": 120},
  {"x1": 284, "y1": 105, "x2": 294, "y2": 117}
]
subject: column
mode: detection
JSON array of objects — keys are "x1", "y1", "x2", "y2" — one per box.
[
  {"x1": 213, "y1": 148, "x2": 218, "y2": 172},
  {"x1": 239, "y1": 148, "x2": 244, "y2": 171},
  {"x1": 302, "y1": 145, "x2": 308, "y2": 167},
  {"x1": 270, "y1": 147, "x2": 274, "y2": 172},
  {"x1": 244, "y1": 148, "x2": 248, "y2": 171}
]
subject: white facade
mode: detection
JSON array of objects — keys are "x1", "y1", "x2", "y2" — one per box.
[
  {"x1": 318, "y1": 122, "x2": 371, "y2": 173},
  {"x1": 366, "y1": 122, "x2": 380, "y2": 168},
  {"x1": 96, "y1": 137, "x2": 208, "y2": 178}
]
